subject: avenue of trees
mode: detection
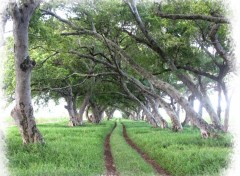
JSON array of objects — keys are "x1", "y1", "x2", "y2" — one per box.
[{"x1": 2, "y1": 0, "x2": 234, "y2": 144}]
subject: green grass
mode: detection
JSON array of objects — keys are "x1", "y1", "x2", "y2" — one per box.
[
  {"x1": 6, "y1": 119, "x2": 233, "y2": 176},
  {"x1": 110, "y1": 121, "x2": 156, "y2": 176},
  {"x1": 3, "y1": 116, "x2": 68, "y2": 126},
  {"x1": 6, "y1": 121, "x2": 115, "y2": 176},
  {"x1": 123, "y1": 120, "x2": 233, "y2": 176}
]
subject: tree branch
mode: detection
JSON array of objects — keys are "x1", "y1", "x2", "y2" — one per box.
[
  {"x1": 40, "y1": 9, "x2": 81, "y2": 30},
  {"x1": 156, "y1": 11, "x2": 229, "y2": 24}
]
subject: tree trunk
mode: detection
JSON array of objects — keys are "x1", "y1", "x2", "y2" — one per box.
[
  {"x1": 89, "y1": 100, "x2": 105, "y2": 124},
  {"x1": 182, "y1": 94, "x2": 194, "y2": 126},
  {"x1": 222, "y1": 82, "x2": 230, "y2": 132},
  {"x1": 198, "y1": 101, "x2": 203, "y2": 119},
  {"x1": 177, "y1": 73, "x2": 223, "y2": 130},
  {"x1": 121, "y1": 81, "x2": 159, "y2": 127},
  {"x1": 64, "y1": 95, "x2": 79, "y2": 126},
  {"x1": 149, "y1": 98, "x2": 168, "y2": 128},
  {"x1": 91, "y1": 107, "x2": 104, "y2": 123},
  {"x1": 10, "y1": 1, "x2": 44, "y2": 144},
  {"x1": 217, "y1": 83, "x2": 222, "y2": 121},
  {"x1": 63, "y1": 87, "x2": 82, "y2": 126},
  {"x1": 86, "y1": 104, "x2": 93, "y2": 123},
  {"x1": 78, "y1": 94, "x2": 90, "y2": 124},
  {"x1": 106, "y1": 108, "x2": 115, "y2": 120},
  {"x1": 159, "y1": 98, "x2": 182, "y2": 131}
]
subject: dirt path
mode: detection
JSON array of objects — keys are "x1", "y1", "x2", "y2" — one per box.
[
  {"x1": 104, "y1": 122, "x2": 118, "y2": 176},
  {"x1": 122, "y1": 123, "x2": 171, "y2": 176}
]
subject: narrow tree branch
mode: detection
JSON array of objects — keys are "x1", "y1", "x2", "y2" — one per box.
[
  {"x1": 156, "y1": 11, "x2": 229, "y2": 24},
  {"x1": 36, "y1": 52, "x2": 59, "y2": 68},
  {"x1": 64, "y1": 72, "x2": 118, "y2": 79},
  {"x1": 40, "y1": 9, "x2": 81, "y2": 30},
  {"x1": 176, "y1": 65, "x2": 218, "y2": 81}
]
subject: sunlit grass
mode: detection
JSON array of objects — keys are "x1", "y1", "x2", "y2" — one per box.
[
  {"x1": 123, "y1": 120, "x2": 233, "y2": 176},
  {"x1": 6, "y1": 121, "x2": 114, "y2": 176}
]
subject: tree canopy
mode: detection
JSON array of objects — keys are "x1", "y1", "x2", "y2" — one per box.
[{"x1": 3, "y1": 0, "x2": 233, "y2": 140}]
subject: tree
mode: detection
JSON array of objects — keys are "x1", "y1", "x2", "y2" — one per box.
[
  {"x1": 9, "y1": 0, "x2": 44, "y2": 144},
  {"x1": 4, "y1": 0, "x2": 232, "y2": 137}
]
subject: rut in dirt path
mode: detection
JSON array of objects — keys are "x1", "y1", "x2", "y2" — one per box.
[
  {"x1": 104, "y1": 122, "x2": 118, "y2": 176},
  {"x1": 122, "y1": 123, "x2": 171, "y2": 176}
]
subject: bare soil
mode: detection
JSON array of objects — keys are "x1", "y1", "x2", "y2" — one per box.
[
  {"x1": 104, "y1": 122, "x2": 118, "y2": 176},
  {"x1": 122, "y1": 123, "x2": 171, "y2": 176}
]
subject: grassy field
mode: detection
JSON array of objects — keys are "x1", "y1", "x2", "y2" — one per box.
[
  {"x1": 110, "y1": 121, "x2": 156, "y2": 175},
  {"x1": 6, "y1": 121, "x2": 114, "y2": 176},
  {"x1": 6, "y1": 119, "x2": 233, "y2": 176},
  {"x1": 123, "y1": 120, "x2": 233, "y2": 176}
]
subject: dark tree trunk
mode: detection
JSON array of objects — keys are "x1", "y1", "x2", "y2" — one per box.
[
  {"x1": 10, "y1": 1, "x2": 44, "y2": 144},
  {"x1": 89, "y1": 100, "x2": 105, "y2": 124}
]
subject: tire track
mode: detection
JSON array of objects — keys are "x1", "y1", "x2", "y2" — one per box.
[
  {"x1": 122, "y1": 123, "x2": 171, "y2": 176},
  {"x1": 104, "y1": 122, "x2": 118, "y2": 176}
]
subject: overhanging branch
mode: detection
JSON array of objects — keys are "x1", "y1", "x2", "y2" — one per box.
[{"x1": 156, "y1": 12, "x2": 229, "y2": 24}]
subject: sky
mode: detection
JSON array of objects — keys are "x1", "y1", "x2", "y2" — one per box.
[{"x1": 0, "y1": 0, "x2": 240, "y2": 175}]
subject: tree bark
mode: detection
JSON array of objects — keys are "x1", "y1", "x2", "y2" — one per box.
[{"x1": 10, "y1": 1, "x2": 44, "y2": 144}]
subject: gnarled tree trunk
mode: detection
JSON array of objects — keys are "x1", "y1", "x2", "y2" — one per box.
[{"x1": 10, "y1": 0, "x2": 44, "y2": 144}]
